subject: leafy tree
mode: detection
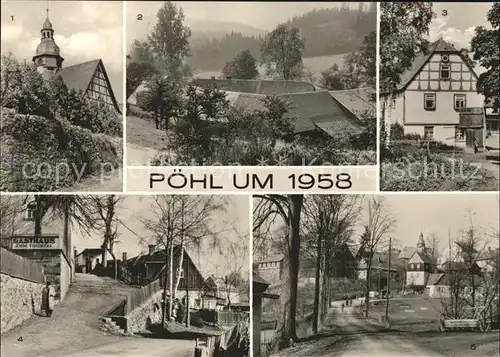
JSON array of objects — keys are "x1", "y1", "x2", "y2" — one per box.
[
  {"x1": 148, "y1": 1, "x2": 192, "y2": 77},
  {"x1": 1, "y1": 53, "x2": 51, "y2": 117},
  {"x1": 470, "y1": 2, "x2": 500, "y2": 109},
  {"x1": 222, "y1": 49, "x2": 259, "y2": 79},
  {"x1": 172, "y1": 84, "x2": 229, "y2": 161},
  {"x1": 320, "y1": 64, "x2": 344, "y2": 90},
  {"x1": 139, "y1": 74, "x2": 182, "y2": 130},
  {"x1": 126, "y1": 61, "x2": 157, "y2": 99},
  {"x1": 261, "y1": 24, "x2": 305, "y2": 80},
  {"x1": 128, "y1": 40, "x2": 156, "y2": 64},
  {"x1": 379, "y1": 2, "x2": 435, "y2": 93}
]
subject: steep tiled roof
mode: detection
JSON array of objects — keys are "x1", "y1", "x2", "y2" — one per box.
[
  {"x1": 415, "y1": 251, "x2": 437, "y2": 264},
  {"x1": 399, "y1": 246, "x2": 417, "y2": 260},
  {"x1": 56, "y1": 59, "x2": 121, "y2": 113},
  {"x1": 228, "y1": 90, "x2": 363, "y2": 135},
  {"x1": 195, "y1": 78, "x2": 315, "y2": 95},
  {"x1": 391, "y1": 38, "x2": 479, "y2": 93},
  {"x1": 426, "y1": 273, "x2": 445, "y2": 286},
  {"x1": 56, "y1": 59, "x2": 100, "y2": 93}
]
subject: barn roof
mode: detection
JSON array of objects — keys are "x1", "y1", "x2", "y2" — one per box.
[
  {"x1": 194, "y1": 78, "x2": 315, "y2": 95},
  {"x1": 228, "y1": 90, "x2": 363, "y2": 135},
  {"x1": 328, "y1": 87, "x2": 375, "y2": 118}
]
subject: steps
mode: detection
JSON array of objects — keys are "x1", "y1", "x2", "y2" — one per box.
[{"x1": 99, "y1": 316, "x2": 133, "y2": 336}]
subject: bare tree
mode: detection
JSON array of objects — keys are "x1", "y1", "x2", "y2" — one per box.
[
  {"x1": 360, "y1": 196, "x2": 396, "y2": 318},
  {"x1": 301, "y1": 194, "x2": 363, "y2": 333},
  {"x1": 253, "y1": 194, "x2": 304, "y2": 344},
  {"x1": 141, "y1": 195, "x2": 226, "y2": 324},
  {"x1": 88, "y1": 195, "x2": 124, "y2": 279},
  {"x1": 425, "y1": 232, "x2": 440, "y2": 259},
  {"x1": 0, "y1": 195, "x2": 27, "y2": 236}
]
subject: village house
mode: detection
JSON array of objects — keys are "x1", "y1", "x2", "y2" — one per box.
[
  {"x1": 33, "y1": 9, "x2": 120, "y2": 113},
  {"x1": 0, "y1": 198, "x2": 75, "y2": 303},
  {"x1": 405, "y1": 233, "x2": 438, "y2": 290},
  {"x1": 123, "y1": 244, "x2": 207, "y2": 309},
  {"x1": 256, "y1": 254, "x2": 284, "y2": 286},
  {"x1": 381, "y1": 38, "x2": 487, "y2": 151},
  {"x1": 197, "y1": 78, "x2": 373, "y2": 139}
]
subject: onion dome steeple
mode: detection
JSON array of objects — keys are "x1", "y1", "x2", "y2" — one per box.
[{"x1": 33, "y1": 7, "x2": 64, "y2": 74}]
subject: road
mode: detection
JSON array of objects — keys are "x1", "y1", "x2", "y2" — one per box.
[
  {"x1": 1, "y1": 274, "x2": 196, "y2": 357},
  {"x1": 274, "y1": 302, "x2": 443, "y2": 357},
  {"x1": 55, "y1": 338, "x2": 194, "y2": 357}
]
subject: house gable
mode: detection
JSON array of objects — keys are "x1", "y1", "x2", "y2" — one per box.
[
  {"x1": 56, "y1": 59, "x2": 121, "y2": 113},
  {"x1": 396, "y1": 38, "x2": 479, "y2": 94},
  {"x1": 408, "y1": 252, "x2": 424, "y2": 264}
]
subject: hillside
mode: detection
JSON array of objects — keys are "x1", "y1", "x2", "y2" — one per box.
[{"x1": 187, "y1": 6, "x2": 376, "y2": 72}]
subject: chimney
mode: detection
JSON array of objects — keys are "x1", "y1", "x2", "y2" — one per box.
[
  {"x1": 211, "y1": 76, "x2": 215, "y2": 80},
  {"x1": 148, "y1": 245, "x2": 155, "y2": 255},
  {"x1": 122, "y1": 252, "x2": 127, "y2": 262}
]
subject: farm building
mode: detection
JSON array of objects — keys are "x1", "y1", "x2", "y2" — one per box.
[
  {"x1": 33, "y1": 10, "x2": 120, "y2": 113},
  {"x1": 381, "y1": 38, "x2": 487, "y2": 151}
]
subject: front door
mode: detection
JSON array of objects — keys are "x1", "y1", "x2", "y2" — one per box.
[{"x1": 465, "y1": 129, "x2": 484, "y2": 154}]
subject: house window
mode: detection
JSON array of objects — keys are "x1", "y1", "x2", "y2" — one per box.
[
  {"x1": 454, "y1": 94, "x2": 466, "y2": 110},
  {"x1": 424, "y1": 126, "x2": 434, "y2": 139},
  {"x1": 176, "y1": 267, "x2": 184, "y2": 278},
  {"x1": 416, "y1": 263, "x2": 420, "y2": 269},
  {"x1": 25, "y1": 201, "x2": 37, "y2": 220},
  {"x1": 424, "y1": 93, "x2": 436, "y2": 110},
  {"x1": 455, "y1": 127, "x2": 465, "y2": 140},
  {"x1": 440, "y1": 64, "x2": 451, "y2": 79}
]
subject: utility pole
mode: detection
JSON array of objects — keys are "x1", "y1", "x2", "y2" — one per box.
[
  {"x1": 385, "y1": 237, "x2": 392, "y2": 321},
  {"x1": 312, "y1": 236, "x2": 322, "y2": 334}
]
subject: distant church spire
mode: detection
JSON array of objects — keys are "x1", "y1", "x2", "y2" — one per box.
[
  {"x1": 417, "y1": 232, "x2": 426, "y2": 254},
  {"x1": 33, "y1": 1, "x2": 64, "y2": 75}
]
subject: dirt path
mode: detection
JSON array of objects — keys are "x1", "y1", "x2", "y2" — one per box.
[
  {"x1": 274, "y1": 303, "x2": 442, "y2": 357},
  {"x1": 1, "y1": 274, "x2": 138, "y2": 357}
]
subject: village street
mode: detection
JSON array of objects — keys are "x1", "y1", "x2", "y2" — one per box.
[
  {"x1": 272, "y1": 299, "x2": 499, "y2": 357},
  {"x1": 273, "y1": 301, "x2": 440, "y2": 357},
  {"x1": 0, "y1": 273, "x2": 192, "y2": 357}
]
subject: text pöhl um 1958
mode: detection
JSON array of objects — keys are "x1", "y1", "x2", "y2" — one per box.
[{"x1": 149, "y1": 170, "x2": 353, "y2": 191}]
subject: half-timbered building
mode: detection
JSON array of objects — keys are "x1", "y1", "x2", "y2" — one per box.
[
  {"x1": 381, "y1": 38, "x2": 486, "y2": 150},
  {"x1": 33, "y1": 10, "x2": 120, "y2": 112}
]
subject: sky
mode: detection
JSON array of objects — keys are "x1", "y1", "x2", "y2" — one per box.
[
  {"x1": 427, "y1": 2, "x2": 494, "y2": 74},
  {"x1": 126, "y1": 1, "x2": 368, "y2": 49},
  {"x1": 358, "y1": 194, "x2": 499, "y2": 253},
  {"x1": 1, "y1": 0, "x2": 124, "y2": 101},
  {"x1": 256, "y1": 194, "x2": 499, "y2": 257},
  {"x1": 72, "y1": 195, "x2": 250, "y2": 278}
]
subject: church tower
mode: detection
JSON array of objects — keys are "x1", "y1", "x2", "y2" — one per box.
[
  {"x1": 32, "y1": 8, "x2": 64, "y2": 76},
  {"x1": 416, "y1": 232, "x2": 426, "y2": 254}
]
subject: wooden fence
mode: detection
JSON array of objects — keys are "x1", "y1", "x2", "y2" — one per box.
[
  {"x1": 125, "y1": 279, "x2": 161, "y2": 315},
  {"x1": 217, "y1": 311, "x2": 249, "y2": 326},
  {"x1": 0, "y1": 247, "x2": 44, "y2": 283}
]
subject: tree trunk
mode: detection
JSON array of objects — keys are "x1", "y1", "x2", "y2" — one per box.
[
  {"x1": 173, "y1": 239, "x2": 185, "y2": 299},
  {"x1": 287, "y1": 195, "x2": 304, "y2": 341},
  {"x1": 313, "y1": 234, "x2": 322, "y2": 334},
  {"x1": 107, "y1": 247, "x2": 117, "y2": 280},
  {"x1": 365, "y1": 257, "x2": 373, "y2": 318},
  {"x1": 34, "y1": 203, "x2": 42, "y2": 235},
  {"x1": 162, "y1": 242, "x2": 169, "y2": 326}
]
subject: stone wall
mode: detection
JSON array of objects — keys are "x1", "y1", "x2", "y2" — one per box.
[
  {"x1": 1, "y1": 273, "x2": 44, "y2": 334},
  {"x1": 125, "y1": 290, "x2": 163, "y2": 333},
  {"x1": 14, "y1": 250, "x2": 72, "y2": 302}
]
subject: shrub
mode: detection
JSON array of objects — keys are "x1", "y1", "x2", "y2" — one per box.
[{"x1": 1, "y1": 109, "x2": 120, "y2": 191}]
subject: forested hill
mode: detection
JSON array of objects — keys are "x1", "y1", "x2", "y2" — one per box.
[{"x1": 187, "y1": 5, "x2": 376, "y2": 71}]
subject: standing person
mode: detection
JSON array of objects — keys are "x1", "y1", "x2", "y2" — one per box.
[{"x1": 42, "y1": 281, "x2": 56, "y2": 317}]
